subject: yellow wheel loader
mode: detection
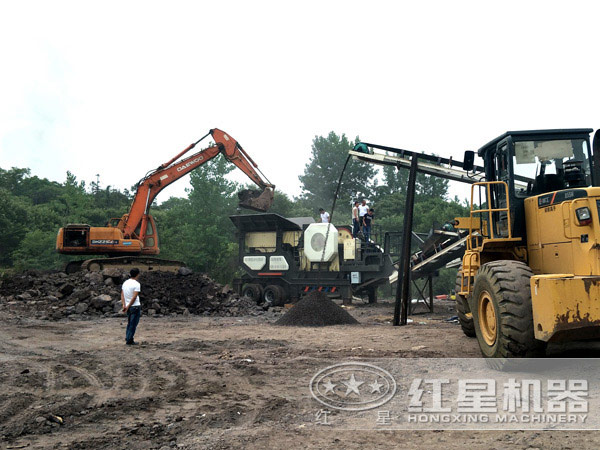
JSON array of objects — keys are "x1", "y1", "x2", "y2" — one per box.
[{"x1": 455, "y1": 128, "x2": 600, "y2": 358}]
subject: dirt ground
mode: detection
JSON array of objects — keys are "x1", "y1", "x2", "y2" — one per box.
[{"x1": 1, "y1": 298, "x2": 599, "y2": 449}]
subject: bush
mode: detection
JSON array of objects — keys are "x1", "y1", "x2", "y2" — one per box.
[{"x1": 12, "y1": 230, "x2": 64, "y2": 271}]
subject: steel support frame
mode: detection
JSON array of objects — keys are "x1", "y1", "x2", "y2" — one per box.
[
  {"x1": 394, "y1": 156, "x2": 419, "y2": 326},
  {"x1": 409, "y1": 275, "x2": 434, "y2": 315}
]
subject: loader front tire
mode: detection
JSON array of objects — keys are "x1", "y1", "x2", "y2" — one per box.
[{"x1": 471, "y1": 261, "x2": 545, "y2": 358}]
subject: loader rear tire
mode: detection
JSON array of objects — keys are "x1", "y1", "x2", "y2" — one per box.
[
  {"x1": 471, "y1": 261, "x2": 545, "y2": 358},
  {"x1": 455, "y1": 266, "x2": 476, "y2": 337}
]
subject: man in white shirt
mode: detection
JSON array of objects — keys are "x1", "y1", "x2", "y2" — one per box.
[
  {"x1": 121, "y1": 268, "x2": 142, "y2": 345},
  {"x1": 319, "y1": 208, "x2": 330, "y2": 223},
  {"x1": 358, "y1": 199, "x2": 369, "y2": 232}
]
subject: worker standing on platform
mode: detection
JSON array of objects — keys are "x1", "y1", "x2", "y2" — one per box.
[
  {"x1": 352, "y1": 201, "x2": 360, "y2": 237},
  {"x1": 358, "y1": 199, "x2": 368, "y2": 232},
  {"x1": 363, "y1": 209, "x2": 374, "y2": 242}
]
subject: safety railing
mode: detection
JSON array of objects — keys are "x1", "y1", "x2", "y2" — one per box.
[
  {"x1": 467, "y1": 181, "x2": 512, "y2": 251},
  {"x1": 461, "y1": 181, "x2": 512, "y2": 295}
]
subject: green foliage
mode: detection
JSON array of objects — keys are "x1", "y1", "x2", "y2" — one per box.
[
  {"x1": 0, "y1": 132, "x2": 473, "y2": 298},
  {"x1": 157, "y1": 158, "x2": 240, "y2": 283},
  {"x1": 373, "y1": 163, "x2": 469, "y2": 297},
  {"x1": 377, "y1": 161, "x2": 450, "y2": 201},
  {"x1": 257, "y1": 190, "x2": 313, "y2": 219},
  {"x1": 375, "y1": 192, "x2": 469, "y2": 233},
  {"x1": 0, "y1": 167, "x2": 31, "y2": 192},
  {"x1": 0, "y1": 168, "x2": 128, "y2": 270},
  {"x1": 435, "y1": 267, "x2": 459, "y2": 296},
  {"x1": 12, "y1": 230, "x2": 65, "y2": 270},
  {"x1": 299, "y1": 132, "x2": 377, "y2": 213},
  {"x1": 374, "y1": 160, "x2": 469, "y2": 232},
  {"x1": 0, "y1": 188, "x2": 29, "y2": 265}
]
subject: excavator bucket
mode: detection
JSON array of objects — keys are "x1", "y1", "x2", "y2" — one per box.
[{"x1": 238, "y1": 187, "x2": 274, "y2": 212}]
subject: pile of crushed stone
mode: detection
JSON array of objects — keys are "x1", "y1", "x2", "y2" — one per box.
[
  {"x1": 274, "y1": 291, "x2": 359, "y2": 326},
  {"x1": 0, "y1": 268, "x2": 265, "y2": 321}
]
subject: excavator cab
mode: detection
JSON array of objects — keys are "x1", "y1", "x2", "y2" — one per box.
[{"x1": 133, "y1": 215, "x2": 160, "y2": 254}]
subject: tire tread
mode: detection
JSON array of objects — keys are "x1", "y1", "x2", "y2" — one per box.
[{"x1": 472, "y1": 260, "x2": 545, "y2": 358}]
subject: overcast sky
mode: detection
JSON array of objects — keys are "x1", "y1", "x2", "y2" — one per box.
[{"x1": 0, "y1": 1, "x2": 598, "y2": 204}]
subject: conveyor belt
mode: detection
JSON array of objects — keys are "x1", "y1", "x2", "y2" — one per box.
[{"x1": 388, "y1": 233, "x2": 467, "y2": 284}]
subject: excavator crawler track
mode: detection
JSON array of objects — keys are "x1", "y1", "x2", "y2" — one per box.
[{"x1": 65, "y1": 257, "x2": 186, "y2": 274}]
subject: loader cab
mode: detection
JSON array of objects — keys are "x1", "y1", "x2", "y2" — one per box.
[{"x1": 475, "y1": 129, "x2": 594, "y2": 241}]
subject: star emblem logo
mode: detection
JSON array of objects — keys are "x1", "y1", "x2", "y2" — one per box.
[
  {"x1": 342, "y1": 373, "x2": 364, "y2": 397},
  {"x1": 322, "y1": 379, "x2": 336, "y2": 394},
  {"x1": 369, "y1": 378, "x2": 384, "y2": 393},
  {"x1": 310, "y1": 362, "x2": 397, "y2": 411}
]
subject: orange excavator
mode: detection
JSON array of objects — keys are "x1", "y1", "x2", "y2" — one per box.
[{"x1": 56, "y1": 128, "x2": 275, "y2": 273}]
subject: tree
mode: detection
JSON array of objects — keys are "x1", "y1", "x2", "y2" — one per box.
[
  {"x1": 0, "y1": 167, "x2": 30, "y2": 193},
  {"x1": 0, "y1": 188, "x2": 28, "y2": 265},
  {"x1": 299, "y1": 132, "x2": 377, "y2": 215},
  {"x1": 157, "y1": 157, "x2": 240, "y2": 282},
  {"x1": 378, "y1": 162, "x2": 449, "y2": 200},
  {"x1": 0, "y1": 167, "x2": 135, "y2": 270},
  {"x1": 11, "y1": 230, "x2": 65, "y2": 270},
  {"x1": 417, "y1": 174, "x2": 449, "y2": 200},
  {"x1": 90, "y1": 186, "x2": 131, "y2": 225},
  {"x1": 373, "y1": 160, "x2": 457, "y2": 232}
]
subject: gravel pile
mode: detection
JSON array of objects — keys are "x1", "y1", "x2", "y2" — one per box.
[
  {"x1": 0, "y1": 268, "x2": 264, "y2": 320},
  {"x1": 274, "y1": 291, "x2": 359, "y2": 326}
]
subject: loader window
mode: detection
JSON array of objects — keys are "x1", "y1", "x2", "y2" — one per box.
[
  {"x1": 513, "y1": 138, "x2": 590, "y2": 197},
  {"x1": 493, "y1": 144, "x2": 510, "y2": 237}
]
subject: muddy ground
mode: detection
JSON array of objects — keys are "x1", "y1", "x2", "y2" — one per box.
[{"x1": 1, "y1": 298, "x2": 599, "y2": 449}]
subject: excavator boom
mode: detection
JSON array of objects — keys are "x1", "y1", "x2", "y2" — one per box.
[
  {"x1": 123, "y1": 128, "x2": 274, "y2": 239},
  {"x1": 56, "y1": 128, "x2": 274, "y2": 271}
]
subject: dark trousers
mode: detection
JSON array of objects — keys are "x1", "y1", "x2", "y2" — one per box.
[
  {"x1": 363, "y1": 225, "x2": 371, "y2": 242},
  {"x1": 126, "y1": 306, "x2": 141, "y2": 343},
  {"x1": 352, "y1": 219, "x2": 360, "y2": 237}
]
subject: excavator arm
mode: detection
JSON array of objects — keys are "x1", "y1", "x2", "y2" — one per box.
[{"x1": 122, "y1": 128, "x2": 274, "y2": 239}]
